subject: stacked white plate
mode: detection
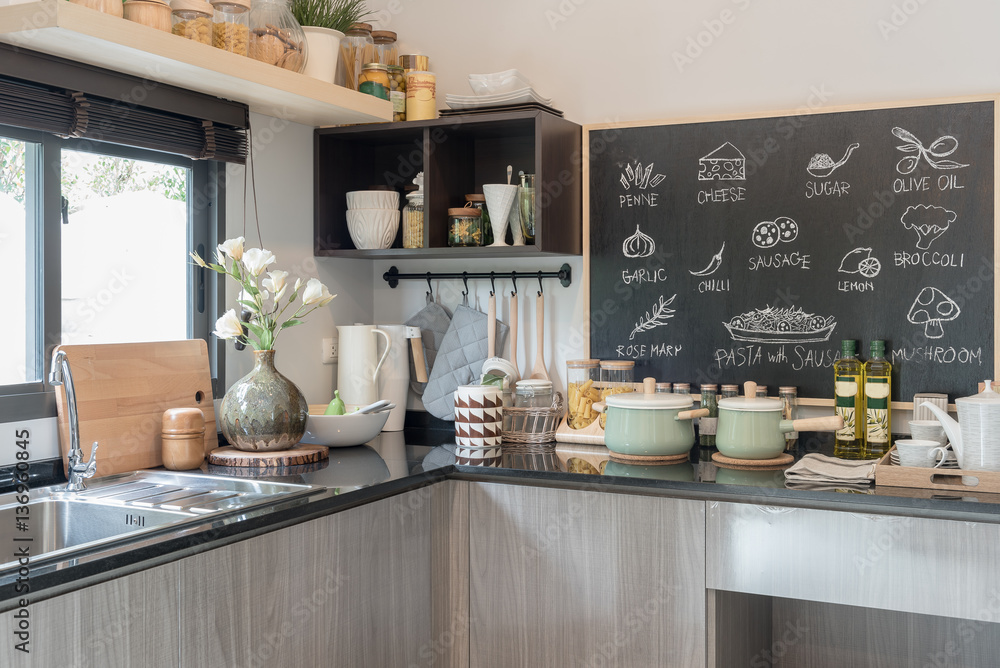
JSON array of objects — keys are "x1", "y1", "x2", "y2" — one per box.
[{"x1": 446, "y1": 69, "x2": 552, "y2": 110}]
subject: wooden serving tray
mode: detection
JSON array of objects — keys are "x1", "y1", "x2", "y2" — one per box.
[{"x1": 875, "y1": 446, "x2": 1000, "y2": 494}]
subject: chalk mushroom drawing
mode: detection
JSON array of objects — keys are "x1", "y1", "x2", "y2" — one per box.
[
  {"x1": 838, "y1": 248, "x2": 882, "y2": 278},
  {"x1": 723, "y1": 306, "x2": 837, "y2": 344},
  {"x1": 689, "y1": 242, "x2": 725, "y2": 276},
  {"x1": 900, "y1": 204, "x2": 957, "y2": 250},
  {"x1": 806, "y1": 142, "x2": 859, "y2": 178},
  {"x1": 752, "y1": 217, "x2": 798, "y2": 248},
  {"x1": 907, "y1": 287, "x2": 960, "y2": 339},
  {"x1": 620, "y1": 161, "x2": 666, "y2": 190},
  {"x1": 893, "y1": 127, "x2": 969, "y2": 174},
  {"x1": 622, "y1": 225, "x2": 656, "y2": 258},
  {"x1": 698, "y1": 142, "x2": 745, "y2": 180},
  {"x1": 630, "y1": 295, "x2": 676, "y2": 340}
]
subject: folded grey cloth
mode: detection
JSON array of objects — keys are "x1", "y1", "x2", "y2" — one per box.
[{"x1": 784, "y1": 453, "x2": 876, "y2": 485}]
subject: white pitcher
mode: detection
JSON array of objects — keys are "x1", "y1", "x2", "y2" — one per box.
[{"x1": 336, "y1": 324, "x2": 391, "y2": 410}]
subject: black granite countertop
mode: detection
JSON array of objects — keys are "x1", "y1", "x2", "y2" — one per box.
[{"x1": 3, "y1": 426, "x2": 1000, "y2": 610}]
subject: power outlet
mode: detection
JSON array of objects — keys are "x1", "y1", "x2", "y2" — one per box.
[{"x1": 321, "y1": 336, "x2": 338, "y2": 364}]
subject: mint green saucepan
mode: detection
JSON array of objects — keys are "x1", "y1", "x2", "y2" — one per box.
[
  {"x1": 598, "y1": 378, "x2": 709, "y2": 457},
  {"x1": 716, "y1": 381, "x2": 844, "y2": 459}
]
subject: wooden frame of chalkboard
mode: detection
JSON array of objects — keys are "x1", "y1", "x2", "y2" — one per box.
[{"x1": 583, "y1": 95, "x2": 998, "y2": 407}]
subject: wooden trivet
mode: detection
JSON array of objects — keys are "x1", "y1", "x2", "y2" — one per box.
[
  {"x1": 209, "y1": 445, "x2": 328, "y2": 468},
  {"x1": 608, "y1": 451, "x2": 690, "y2": 464},
  {"x1": 712, "y1": 452, "x2": 794, "y2": 470}
]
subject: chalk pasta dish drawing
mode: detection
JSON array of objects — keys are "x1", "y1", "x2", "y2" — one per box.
[{"x1": 723, "y1": 306, "x2": 837, "y2": 344}]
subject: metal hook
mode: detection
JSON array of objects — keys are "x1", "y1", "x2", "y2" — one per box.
[
  {"x1": 537, "y1": 271, "x2": 543, "y2": 296},
  {"x1": 425, "y1": 272, "x2": 433, "y2": 298},
  {"x1": 490, "y1": 271, "x2": 496, "y2": 296},
  {"x1": 462, "y1": 272, "x2": 469, "y2": 297},
  {"x1": 511, "y1": 271, "x2": 518, "y2": 296}
]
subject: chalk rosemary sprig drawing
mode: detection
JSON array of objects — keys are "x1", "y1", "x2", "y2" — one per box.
[{"x1": 629, "y1": 294, "x2": 676, "y2": 340}]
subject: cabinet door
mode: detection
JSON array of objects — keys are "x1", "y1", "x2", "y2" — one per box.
[
  {"x1": 469, "y1": 483, "x2": 706, "y2": 668},
  {"x1": 0, "y1": 561, "x2": 179, "y2": 668},
  {"x1": 177, "y1": 489, "x2": 433, "y2": 668}
]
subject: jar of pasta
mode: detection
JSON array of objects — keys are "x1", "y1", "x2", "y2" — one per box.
[
  {"x1": 598, "y1": 360, "x2": 634, "y2": 428},
  {"x1": 566, "y1": 359, "x2": 600, "y2": 430},
  {"x1": 339, "y1": 22, "x2": 374, "y2": 90},
  {"x1": 210, "y1": 0, "x2": 249, "y2": 55},
  {"x1": 464, "y1": 194, "x2": 492, "y2": 245},
  {"x1": 372, "y1": 29, "x2": 398, "y2": 66},
  {"x1": 171, "y1": 0, "x2": 213, "y2": 44},
  {"x1": 447, "y1": 207, "x2": 482, "y2": 247}
]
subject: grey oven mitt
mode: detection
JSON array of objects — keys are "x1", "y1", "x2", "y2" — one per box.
[
  {"x1": 422, "y1": 304, "x2": 508, "y2": 421},
  {"x1": 405, "y1": 299, "x2": 453, "y2": 396}
]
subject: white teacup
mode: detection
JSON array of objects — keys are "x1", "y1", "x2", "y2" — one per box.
[
  {"x1": 895, "y1": 439, "x2": 949, "y2": 468},
  {"x1": 908, "y1": 420, "x2": 947, "y2": 445}
]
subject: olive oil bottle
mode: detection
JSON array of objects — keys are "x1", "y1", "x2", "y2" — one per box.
[
  {"x1": 864, "y1": 340, "x2": 892, "y2": 459},
  {"x1": 833, "y1": 340, "x2": 865, "y2": 459}
]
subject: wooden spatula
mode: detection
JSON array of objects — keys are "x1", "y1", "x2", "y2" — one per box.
[{"x1": 530, "y1": 290, "x2": 550, "y2": 380}]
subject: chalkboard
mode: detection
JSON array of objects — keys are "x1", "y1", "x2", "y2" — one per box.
[{"x1": 586, "y1": 98, "x2": 997, "y2": 402}]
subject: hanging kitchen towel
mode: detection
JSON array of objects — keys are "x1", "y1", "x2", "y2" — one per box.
[
  {"x1": 422, "y1": 304, "x2": 508, "y2": 421},
  {"x1": 405, "y1": 300, "x2": 453, "y2": 395},
  {"x1": 783, "y1": 453, "x2": 876, "y2": 486}
]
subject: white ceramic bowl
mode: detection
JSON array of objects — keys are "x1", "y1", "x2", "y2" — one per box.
[
  {"x1": 346, "y1": 208, "x2": 399, "y2": 249},
  {"x1": 301, "y1": 411, "x2": 390, "y2": 447},
  {"x1": 346, "y1": 190, "x2": 399, "y2": 210}
]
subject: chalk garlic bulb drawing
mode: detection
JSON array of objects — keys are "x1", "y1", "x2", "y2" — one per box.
[
  {"x1": 622, "y1": 225, "x2": 656, "y2": 258},
  {"x1": 630, "y1": 295, "x2": 676, "y2": 340}
]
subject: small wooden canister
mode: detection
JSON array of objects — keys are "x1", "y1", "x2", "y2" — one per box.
[{"x1": 162, "y1": 408, "x2": 206, "y2": 470}]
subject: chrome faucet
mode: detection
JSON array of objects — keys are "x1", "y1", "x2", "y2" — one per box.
[{"x1": 48, "y1": 350, "x2": 99, "y2": 492}]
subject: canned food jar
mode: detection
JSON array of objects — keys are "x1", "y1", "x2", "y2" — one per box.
[
  {"x1": 359, "y1": 63, "x2": 390, "y2": 100},
  {"x1": 673, "y1": 382, "x2": 691, "y2": 395},
  {"x1": 566, "y1": 359, "x2": 600, "y2": 429},
  {"x1": 171, "y1": 0, "x2": 213, "y2": 44},
  {"x1": 388, "y1": 65, "x2": 406, "y2": 121},
  {"x1": 514, "y1": 379, "x2": 553, "y2": 408},
  {"x1": 210, "y1": 0, "x2": 250, "y2": 55},
  {"x1": 406, "y1": 70, "x2": 436, "y2": 121},
  {"x1": 399, "y1": 54, "x2": 429, "y2": 72},
  {"x1": 447, "y1": 207, "x2": 482, "y2": 247}
]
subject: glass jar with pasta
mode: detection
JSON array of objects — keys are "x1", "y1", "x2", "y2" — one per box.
[
  {"x1": 339, "y1": 22, "x2": 374, "y2": 90},
  {"x1": 598, "y1": 360, "x2": 634, "y2": 428},
  {"x1": 566, "y1": 359, "x2": 600, "y2": 430}
]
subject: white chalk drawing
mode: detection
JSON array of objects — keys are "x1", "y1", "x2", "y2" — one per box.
[
  {"x1": 893, "y1": 127, "x2": 969, "y2": 174},
  {"x1": 620, "y1": 161, "x2": 666, "y2": 190},
  {"x1": 689, "y1": 242, "x2": 726, "y2": 277},
  {"x1": 698, "y1": 142, "x2": 745, "y2": 181},
  {"x1": 622, "y1": 225, "x2": 656, "y2": 258},
  {"x1": 630, "y1": 295, "x2": 676, "y2": 340},
  {"x1": 807, "y1": 142, "x2": 859, "y2": 178},
  {"x1": 900, "y1": 204, "x2": 957, "y2": 250},
  {"x1": 838, "y1": 247, "x2": 882, "y2": 278},
  {"x1": 752, "y1": 217, "x2": 798, "y2": 248},
  {"x1": 907, "y1": 287, "x2": 960, "y2": 339},
  {"x1": 723, "y1": 306, "x2": 836, "y2": 344}
]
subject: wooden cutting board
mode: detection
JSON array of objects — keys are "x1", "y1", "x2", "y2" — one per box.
[{"x1": 53, "y1": 340, "x2": 216, "y2": 478}]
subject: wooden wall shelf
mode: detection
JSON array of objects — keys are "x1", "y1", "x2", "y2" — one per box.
[{"x1": 0, "y1": 0, "x2": 391, "y2": 126}]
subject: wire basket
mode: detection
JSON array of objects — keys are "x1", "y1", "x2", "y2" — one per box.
[{"x1": 502, "y1": 392, "x2": 564, "y2": 445}]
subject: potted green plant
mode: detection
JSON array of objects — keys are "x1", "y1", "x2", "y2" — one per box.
[{"x1": 290, "y1": 0, "x2": 370, "y2": 83}]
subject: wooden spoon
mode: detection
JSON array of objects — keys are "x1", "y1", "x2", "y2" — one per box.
[
  {"x1": 510, "y1": 291, "x2": 519, "y2": 377},
  {"x1": 530, "y1": 290, "x2": 550, "y2": 380}
]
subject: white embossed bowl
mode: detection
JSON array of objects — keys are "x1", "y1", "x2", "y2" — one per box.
[
  {"x1": 346, "y1": 208, "x2": 399, "y2": 249},
  {"x1": 346, "y1": 190, "x2": 399, "y2": 210}
]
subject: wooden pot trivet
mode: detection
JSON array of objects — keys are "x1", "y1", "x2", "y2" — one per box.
[
  {"x1": 712, "y1": 452, "x2": 794, "y2": 470},
  {"x1": 608, "y1": 451, "x2": 690, "y2": 464},
  {"x1": 209, "y1": 444, "x2": 328, "y2": 468}
]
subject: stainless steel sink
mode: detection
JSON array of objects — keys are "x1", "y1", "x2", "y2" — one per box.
[{"x1": 0, "y1": 470, "x2": 324, "y2": 581}]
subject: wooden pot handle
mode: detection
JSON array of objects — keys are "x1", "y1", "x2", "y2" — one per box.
[
  {"x1": 677, "y1": 408, "x2": 710, "y2": 421},
  {"x1": 791, "y1": 415, "x2": 845, "y2": 432}
]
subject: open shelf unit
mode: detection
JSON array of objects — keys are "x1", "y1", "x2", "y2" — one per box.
[
  {"x1": 314, "y1": 109, "x2": 582, "y2": 258},
  {"x1": 0, "y1": 0, "x2": 391, "y2": 126}
]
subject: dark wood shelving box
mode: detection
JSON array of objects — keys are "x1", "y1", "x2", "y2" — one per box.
[{"x1": 313, "y1": 110, "x2": 582, "y2": 258}]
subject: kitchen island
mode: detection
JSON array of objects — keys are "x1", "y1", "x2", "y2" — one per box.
[{"x1": 3, "y1": 431, "x2": 1000, "y2": 667}]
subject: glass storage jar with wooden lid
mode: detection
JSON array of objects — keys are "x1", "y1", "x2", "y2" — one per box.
[
  {"x1": 171, "y1": 0, "x2": 213, "y2": 44},
  {"x1": 566, "y1": 359, "x2": 600, "y2": 430},
  {"x1": 447, "y1": 207, "x2": 482, "y2": 247},
  {"x1": 372, "y1": 30, "x2": 398, "y2": 66},
  {"x1": 388, "y1": 65, "x2": 406, "y2": 121},
  {"x1": 339, "y1": 22, "x2": 374, "y2": 90},
  {"x1": 598, "y1": 360, "x2": 634, "y2": 427},
  {"x1": 403, "y1": 188, "x2": 424, "y2": 249},
  {"x1": 210, "y1": 0, "x2": 250, "y2": 55},
  {"x1": 464, "y1": 194, "x2": 493, "y2": 245}
]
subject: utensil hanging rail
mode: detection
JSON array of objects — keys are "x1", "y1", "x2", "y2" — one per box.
[{"x1": 382, "y1": 264, "x2": 572, "y2": 289}]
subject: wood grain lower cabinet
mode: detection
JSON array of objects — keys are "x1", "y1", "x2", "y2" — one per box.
[{"x1": 468, "y1": 482, "x2": 706, "y2": 668}]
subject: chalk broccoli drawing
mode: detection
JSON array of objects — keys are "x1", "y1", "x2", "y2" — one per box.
[{"x1": 900, "y1": 204, "x2": 957, "y2": 250}]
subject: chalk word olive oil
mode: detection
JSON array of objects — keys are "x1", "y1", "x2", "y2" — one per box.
[
  {"x1": 833, "y1": 340, "x2": 865, "y2": 459},
  {"x1": 864, "y1": 340, "x2": 892, "y2": 459}
]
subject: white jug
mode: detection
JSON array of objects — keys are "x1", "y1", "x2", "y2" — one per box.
[{"x1": 336, "y1": 324, "x2": 391, "y2": 410}]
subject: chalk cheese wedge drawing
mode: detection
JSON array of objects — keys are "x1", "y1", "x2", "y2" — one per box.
[
  {"x1": 723, "y1": 306, "x2": 836, "y2": 344},
  {"x1": 630, "y1": 295, "x2": 676, "y2": 340},
  {"x1": 619, "y1": 161, "x2": 666, "y2": 190},
  {"x1": 689, "y1": 242, "x2": 725, "y2": 277},
  {"x1": 698, "y1": 142, "x2": 745, "y2": 181},
  {"x1": 907, "y1": 287, "x2": 960, "y2": 339},
  {"x1": 838, "y1": 247, "x2": 882, "y2": 278},
  {"x1": 806, "y1": 142, "x2": 859, "y2": 178}
]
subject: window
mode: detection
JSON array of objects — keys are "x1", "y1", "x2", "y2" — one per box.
[{"x1": 0, "y1": 127, "x2": 224, "y2": 420}]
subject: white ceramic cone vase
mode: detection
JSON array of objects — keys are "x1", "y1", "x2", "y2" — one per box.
[{"x1": 483, "y1": 184, "x2": 518, "y2": 247}]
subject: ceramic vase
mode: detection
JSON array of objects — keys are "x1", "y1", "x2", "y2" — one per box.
[
  {"x1": 220, "y1": 349, "x2": 308, "y2": 452},
  {"x1": 301, "y1": 26, "x2": 344, "y2": 83}
]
